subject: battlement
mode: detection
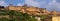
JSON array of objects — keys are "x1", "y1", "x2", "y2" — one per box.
[{"x1": 0, "y1": 5, "x2": 59, "y2": 15}]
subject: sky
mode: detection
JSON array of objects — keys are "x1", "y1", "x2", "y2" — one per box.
[{"x1": 0, "y1": 0, "x2": 60, "y2": 11}]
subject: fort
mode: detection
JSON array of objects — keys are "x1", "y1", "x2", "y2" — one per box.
[
  {"x1": 0, "y1": 4, "x2": 59, "y2": 15},
  {"x1": 0, "y1": 4, "x2": 60, "y2": 21}
]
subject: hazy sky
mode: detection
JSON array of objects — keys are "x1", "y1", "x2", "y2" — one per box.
[{"x1": 0, "y1": 0, "x2": 60, "y2": 11}]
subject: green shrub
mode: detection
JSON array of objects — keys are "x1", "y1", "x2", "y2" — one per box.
[{"x1": 0, "y1": 18, "x2": 9, "y2": 21}]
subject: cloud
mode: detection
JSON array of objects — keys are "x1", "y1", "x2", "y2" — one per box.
[
  {"x1": 17, "y1": 3, "x2": 23, "y2": 6},
  {"x1": 25, "y1": 0, "x2": 39, "y2": 7},
  {"x1": 0, "y1": 1, "x2": 8, "y2": 7},
  {"x1": 25, "y1": 0, "x2": 47, "y2": 7},
  {"x1": 47, "y1": 0, "x2": 60, "y2": 10},
  {"x1": 25, "y1": 0, "x2": 60, "y2": 11},
  {"x1": 25, "y1": 0, "x2": 56, "y2": 10}
]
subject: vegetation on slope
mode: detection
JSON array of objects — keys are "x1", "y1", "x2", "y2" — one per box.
[
  {"x1": 0, "y1": 10, "x2": 52, "y2": 21},
  {"x1": 0, "y1": 10, "x2": 37, "y2": 21}
]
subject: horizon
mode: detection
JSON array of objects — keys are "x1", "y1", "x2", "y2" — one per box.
[{"x1": 0, "y1": 0, "x2": 60, "y2": 11}]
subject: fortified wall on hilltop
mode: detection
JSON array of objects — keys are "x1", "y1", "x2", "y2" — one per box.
[
  {"x1": 6, "y1": 5, "x2": 49, "y2": 15},
  {"x1": 0, "y1": 4, "x2": 59, "y2": 15}
]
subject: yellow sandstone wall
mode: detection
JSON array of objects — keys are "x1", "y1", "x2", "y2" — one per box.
[
  {"x1": 6, "y1": 6, "x2": 47, "y2": 15},
  {"x1": 8, "y1": 6, "x2": 22, "y2": 11},
  {"x1": 52, "y1": 16, "x2": 60, "y2": 21},
  {"x1": 7, "y1": 6, "x2": 40, "y2": 12}
]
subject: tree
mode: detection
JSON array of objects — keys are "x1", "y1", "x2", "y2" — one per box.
[
  {"x1": 0, "y1": 18, "x2": 9, "y2": 21},
  {"x1": 40, "y1": 15, "x2": 52, "y2": 21},
  {"x1": 0, "y1": 10, "x2": 38, "y2": 21},
  {"x1": 8, "y1": 10, "x2": 16, "y2": 21}
]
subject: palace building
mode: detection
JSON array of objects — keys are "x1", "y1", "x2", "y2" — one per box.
[
  {"x1": 0, "y1": 4, "x2": 59, "y2": 15},
  {"x1": 6, "y1": 4, "x2": 47, "y2": 15}
]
